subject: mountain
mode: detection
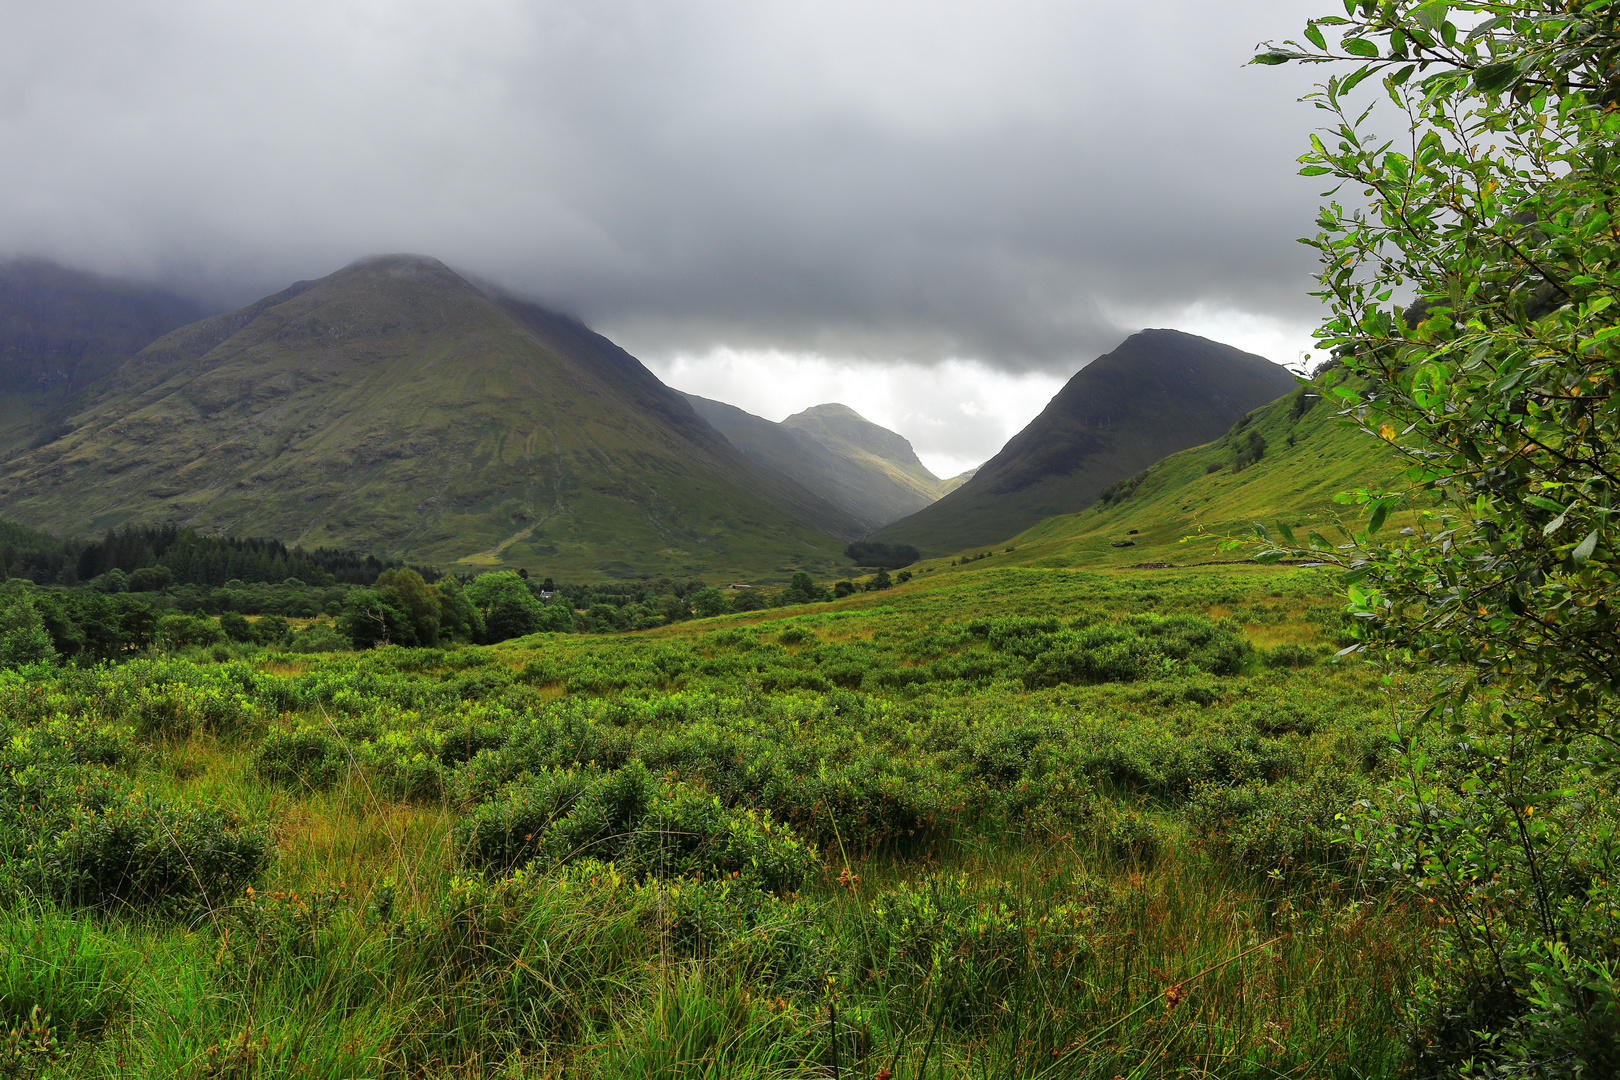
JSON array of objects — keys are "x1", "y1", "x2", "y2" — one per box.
[
  {"x1": 870, "y1": 329, "x2": 1300, "y2": 555},
  {"x1": 954, "y1": 373, "x2": 1402, "y2": 570},
  {"x1": 681, "y1": 395, "x2": 950, "y2": 531},
  {"x1": 941, "y1": 467, "x2": 977, "y2": 494},
  {"x1": 0, "y1": 259, "x2": 209, "y2": 459},
  {"x1": 0, "y1": 255, "x2": 861, "y2": 579}
]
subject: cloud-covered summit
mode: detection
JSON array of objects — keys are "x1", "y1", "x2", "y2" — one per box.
[{"x1": 1, "y1": 0, "x2": 1326, "y2": 376}]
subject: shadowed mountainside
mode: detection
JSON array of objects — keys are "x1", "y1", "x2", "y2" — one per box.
[
  {"x1": 0, "y1": 255, "x2": 861, "y2": 578},
  {"x1": 0, "y1": 259, "x2": 210, "y2": 460},
  {"x1": 682, "y1": 396, "x2": 952, "y2": 531},
  {"x1": 871, "y1": 329, "x2": 1300, "y2": 555}
]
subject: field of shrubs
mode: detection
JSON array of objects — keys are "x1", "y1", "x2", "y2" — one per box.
[{"x1": 1, "y1": 562, "x2": 1606, "y2": 1076}]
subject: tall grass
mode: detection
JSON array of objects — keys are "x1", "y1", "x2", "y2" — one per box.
[{"x1": 0, "y1": 569, "x2": 1433, "y2": 1076}]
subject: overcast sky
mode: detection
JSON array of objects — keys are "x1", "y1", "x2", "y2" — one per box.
[{"x1": 1, "y1": 0, "x2": 1330, "y2": 476}]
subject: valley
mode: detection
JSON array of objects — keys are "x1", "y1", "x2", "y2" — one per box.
[
  {"x1": 0, "y1": 335, "x2": 1452, "y2": 1076},
  {"x1": 10, "y1": 3, "x2": 1618, "y2": 1075}
]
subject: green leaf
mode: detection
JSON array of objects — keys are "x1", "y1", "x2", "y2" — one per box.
[
  {"x1": 1413, "y1": 2, "x2": 1447, "y2": 33},
  {"x1": 1304, "y1": 22, "x2": 1326, "y2": 50},
  {"x1": 1277, "y1": 521, "x2": 1298, "y2": 545},
  {"x1": 1342, "y1": 37, "x2": 1379, "y2": 58},
  {"x1": 1389, "y1": 64, "x2": 1416, "y2": 86},
  {"x1": 1574, "y1": 529, "x2": 1599, "y2": 566},
  {"x1": 1299, "y1": 166, "x2": 1334, "y2": 176},
  {"x1": 1525, "y1": 496, "x2": 1568, "y2": 514},
  {"x1": 1340, "y1": 64, "x2": 1375, "y2": 94},
  {"x1": 1543, "y1": 514, "x2": 1567, "y2": 537},
  {"x1": 1368, "y1": 502, "x2": 1389, "y2": 535},
  {"x1": 1473, "y1": 62, "x2": 1518, "y2": 93}
]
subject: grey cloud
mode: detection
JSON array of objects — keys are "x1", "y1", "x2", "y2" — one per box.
[{"x1": 0, "y1": 0, "x2": 1330, "y2": 373}]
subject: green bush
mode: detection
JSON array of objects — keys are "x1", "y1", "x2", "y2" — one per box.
[
  {"x1": 285, "y1": 623, "x2": 349, "y2": 654},
  {"x1": 251, "y1": 614, "x2": 291, "y2": 645},
  {"x1": 390, "y1": 866, "x2": 652, "y2": 1056},
  {"x1": 251, "y1": 728, "x2": 349, "y2": 790},
  {"x1": 31, "y1": 790, "x2": 272, "y2": 911},
  {"x1": 0, "y1": 905, "x2": 130, "y2": 1046},
  {"x1": 455, "y1": 764, "x2": 817, "y2": 896},
  {"x1": 843, "y1": 871, "x2": 1108, "y2": 1028},
  {"x1": 1263, "y1": 643, "x2": 1318, "y2": 669},
  {"x1": 1094, "y1": 804, "x2": 1163, "y2": 865},
  {"x1": 1187, "y1": 770, "x2": 1368, "y2": 875},
  {"x1": 218, "y1": 611, "x2": 253, "y2": 643},
  {"x1": 156, "y1": 614, "x2": 223, "y2": 650}
]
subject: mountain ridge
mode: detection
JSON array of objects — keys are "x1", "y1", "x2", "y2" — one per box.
[
  {"x1": 681, "y1": 394, "x2": 950, "y2": 531},
  {"x1": 0, "y1": 254, "x2": 860, "y2": 578},
  {"x1": 871, "y1": 329, "x2": 1300, "y2": 555}
]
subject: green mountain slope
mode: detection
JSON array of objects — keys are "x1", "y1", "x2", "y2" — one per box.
[
  {"x1": 682, "y1": 396, "x2": 949, "y2": 530},
  {"x1": 0, "y1": 259, "x2": 209, "y2": 460},
  {"x1": 871, "y1": 330, "x2": 1300, "y2": 555},
  {"x1": 940, "y1": 466, "x2": 978, "y2": 495},
  {"x1": 0, "y1": 255, "x2": 859, "y2": 579},
  {"x1": 902, "y1": 376, "x2": 1403, "y2": 573}
]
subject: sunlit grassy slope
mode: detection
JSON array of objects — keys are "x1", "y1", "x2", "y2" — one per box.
[{"x1": 893, "y1": 379, "x2": 1404, "y2": 575}]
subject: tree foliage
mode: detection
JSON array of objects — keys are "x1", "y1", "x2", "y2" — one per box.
[
  {"x1": 844, "y1": 541, "x2": 919, "y2": 569},
  {"x1": 1258, "y1": 2, "x2": 1620, "y2": 1069}
]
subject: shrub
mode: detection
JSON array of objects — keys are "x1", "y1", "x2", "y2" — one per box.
[
  {"x1": 456, "y1": 765, "x2": 817, "y2": 896},
  {"x1": 156, "y1": 614, "x2": 223, "y2": 650},
  {"x1": 218, "y1": 611, "x2": 253, "y2": 643},
  {"x1": 1187, "y1": 770, "x2": 1369, "y2": 876},
  {"x1": 844, "y1": 541, "x2": 919, "y2": 569},
  {"x1": 0, "y1": 593, "x2": 54, "y2": 669},
  {"x1": 690, "y1": 588, "x2": 731, "y2": 618},
  {"x1": 0, "y1": 906, "x2": 130, "y2": 1043},
  {"x1": 250, "y1": 614, "x2": 291, "y2": 646},
  {"x1": 391, "y1": 866, "x2": 653, "y2": 1055},
  {"x1": 285, "y1": 624, "x2": 349, "y2": 654},
  {"x1": 1263, "y1": 643, "x2": 1318, "y2": 669},
  {"x1": 252, "y1": 728, "x2": 349, "y2": 790},
  {"x1": 31, "y1": 790, "x2": 272, "y2": 911},
  {"x1": 363, "y1": 730, "x2": 445, "y2": 801},
  {"x1": 844, "y1": 871, "x2": 1108, "y2": 1027},
  {"x1": 1096, "y1": 804, "x2": 1162, "y2": 865}
]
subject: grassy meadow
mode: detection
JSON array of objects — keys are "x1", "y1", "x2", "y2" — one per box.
[{"x1": 0, "y1": 552, "x2": 1453, "y2": 1078}]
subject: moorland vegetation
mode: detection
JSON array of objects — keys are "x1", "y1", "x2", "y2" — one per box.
[{"x1": 2, "y1": 2, "x2": 1619, "y2": 1077}]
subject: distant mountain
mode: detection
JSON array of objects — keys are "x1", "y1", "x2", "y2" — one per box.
[
  {"x1": 997, "y1": 376, "x2": 1400, "y2": 566},
  {"x1": 682, "y1": 396, "x2": 950, "y2": 531},
  {"x1": 0, "y1": 255, "x2": 860, "y2": 578},
  {"x1": 941, "y1": 466, "x2": 978, "y2": 494},
  {"x1": 870, "y1": 329, "x2": 1300, "y2": 555},
  {"x1": 0, "y1": 259, "x2": 209, "y2": 458}
]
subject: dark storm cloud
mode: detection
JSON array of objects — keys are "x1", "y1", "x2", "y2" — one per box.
[{"x1": 0, "y1": 0, "x2": 1328, "y2": 373}]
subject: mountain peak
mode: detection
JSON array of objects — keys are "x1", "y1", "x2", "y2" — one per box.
[
  {"x1": 791, "y1": 402, "x2": 864, "y2": 422},
  {"x1": 782, "y1": 403, "x2": 932, "y2": 478},
  {"x1": 683, "y1": 394, "x2": 948, "y2": 530},
  {"x1": 0, "y1": 257, "x2": 862, "y2": 576},
  {"x1": 339, "y1": 253, "x2": 456, "y2": 275},
  {"x1": 871, "y1": 329, "x2": 1298, "y2": 553}
]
